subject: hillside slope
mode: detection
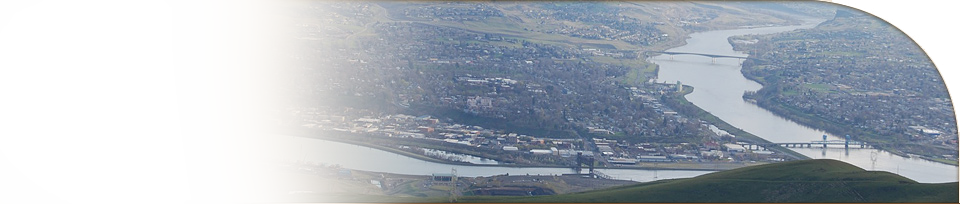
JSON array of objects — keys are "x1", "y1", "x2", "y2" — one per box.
[{"x1": 459, "y1": 159, "x2": 958, "y2": 203}]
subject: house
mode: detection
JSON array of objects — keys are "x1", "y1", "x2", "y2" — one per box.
[{"x1": 417, "y1": 126, "x2": 435, "y2": 134}]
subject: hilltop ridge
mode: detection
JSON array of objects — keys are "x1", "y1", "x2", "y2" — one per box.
[{"x1": 458, "y1": 159, "x2": 958, "y2": 203}]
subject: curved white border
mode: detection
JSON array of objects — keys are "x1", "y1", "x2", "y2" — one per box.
[
  {"x1": 833, "y1": 3, "x2": 960, "y2": 185},
  {"x1": 0, "y1": 1, "x2": 188, "y2": 203},
  {"x1": 0, "y1": 1, "x2": 955, "y2": 203}
]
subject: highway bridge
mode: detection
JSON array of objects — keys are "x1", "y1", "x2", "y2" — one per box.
[
  {"x1": 745, "y1": 140, "x2": 872, "y2": 150},
  {"x1": 742, "y1": 135, "x2": 872, "y2": 150},
  {"x1": 643, "y1": 51, "x2": 764, "y2": 63}
]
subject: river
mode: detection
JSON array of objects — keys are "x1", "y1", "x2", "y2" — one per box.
[
  {"x1": 280, "y1": 21, "x2": 956, "y2": 184},
  {"x1": 651, "y1": 20, "x2": 959, "y2": 183},
  {"x1": 279, "y1": 136, "x2": 711, "y2": 182}
]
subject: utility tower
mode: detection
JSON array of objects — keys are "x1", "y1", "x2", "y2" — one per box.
[{"x1": 449, "y1": 168, "x2": 458, "y2": 202}]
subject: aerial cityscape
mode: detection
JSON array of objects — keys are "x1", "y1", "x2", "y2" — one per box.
[{"x1": 276, "y1": 1, "x2": 958, "y2": 202}]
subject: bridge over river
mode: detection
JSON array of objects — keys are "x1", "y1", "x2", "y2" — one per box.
[
  {"x1": 742, "y1": 135, "x2": 872, "y2": 150},
  {"x1": 642, "y1": 51, "x2": 764, "y2": 63}
]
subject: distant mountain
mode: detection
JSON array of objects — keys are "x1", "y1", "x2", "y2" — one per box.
[{"x1": 458, "y1": 159, "x2": 958, "y2": 203}]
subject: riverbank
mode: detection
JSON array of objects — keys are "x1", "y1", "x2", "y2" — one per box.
[
  {"x1": 728, "y1": 13, "x2": 959, "y2": 167},
  {"x1": 660, "y1": 85, "x2": 811, "y2": 161},
  {"x1": 648, "y1": 18, "x2": 958, "y2": 183},
  {"x1": 734, "y1": 40, "x2": 958, "y2": 166},
  {"x1": 287, "y1": 129, "x2": 749, "y2": 171},
  {"x1": 743, "y1": 94, "x2": 959, "y2": 166},
  {"x1": 278, "y1": 160, "x2": 642, "y2": 202}
]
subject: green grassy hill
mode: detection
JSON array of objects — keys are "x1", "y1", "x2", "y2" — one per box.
[{"x1": 458, "y1": 159, "x2": 958, "y2": 203}]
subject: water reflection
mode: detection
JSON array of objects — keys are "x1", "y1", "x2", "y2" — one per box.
[{"x1": 421, "y1": 148, "x2": 500, "y2": 165}]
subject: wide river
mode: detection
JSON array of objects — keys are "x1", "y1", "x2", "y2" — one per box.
[
  {"x1": 278, "y1": 137, "x2": 711, "y2": 182},
  {"x1": 280, "y1": 21, "x2": 957, "y2": 184},
  {"x1": 651, "y1": 20, "x2": 958, "y2": 183}
]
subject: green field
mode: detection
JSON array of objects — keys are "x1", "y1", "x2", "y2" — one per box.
[
  {"x1": 802, "y1": 82, "x2": 833, "y2": 93},
  {"x1": 457, "y1": 159, "x2": 959, "y2": 203}
]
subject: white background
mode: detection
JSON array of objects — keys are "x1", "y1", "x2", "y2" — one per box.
[{"x1": 0, "y1": 0, "x2": 955, "y2": 203}]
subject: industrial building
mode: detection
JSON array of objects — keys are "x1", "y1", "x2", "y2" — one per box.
[
  {"x1": 637, "y1": 155, "x2": 671, "y2": 162},
  {"x1": 723, "y1": 143, "x2": 746, "y2": 152}
]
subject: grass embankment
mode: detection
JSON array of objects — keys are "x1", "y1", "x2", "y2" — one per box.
[
  {"x1": 458, "y1": 159, "x2": 959, "y2": 203},
  {"x1": 928, "y1": 157, "x2": 960, "y2": 166},
  {"x1": 603, "y1": 56, "x2": 658, "y2": 86},
  {"x1": 661, "y1": 86, "x2": 810, "y2": 160}
]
